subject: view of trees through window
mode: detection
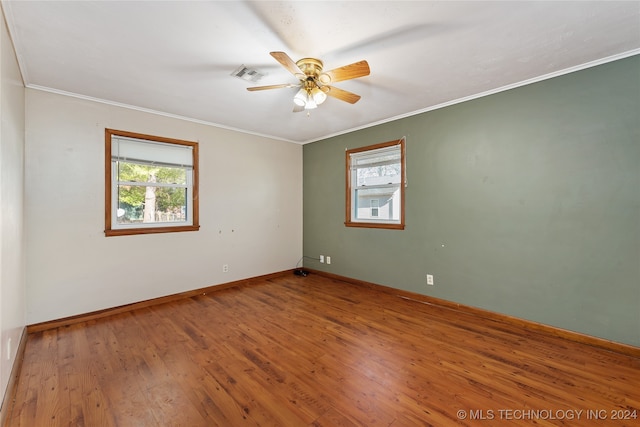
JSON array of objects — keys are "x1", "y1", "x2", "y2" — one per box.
[
  {"x1": 356, "y1": 157, "x2": 401, "y2": 186},
  {"x1": 116, "y1": 162, "x2": 188, "y2": 224},
  {"x1": 105, "y1": 128, "x2": 199, "y2": 237}
]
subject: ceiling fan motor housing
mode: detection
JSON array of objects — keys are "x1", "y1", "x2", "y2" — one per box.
[{"x1": 296, "y1": 58, "x2": 324, "y2": 79}]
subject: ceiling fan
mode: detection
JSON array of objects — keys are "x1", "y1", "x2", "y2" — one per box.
[{"x1": 247, "y1": 51, "x2": 370, "y2": 112}]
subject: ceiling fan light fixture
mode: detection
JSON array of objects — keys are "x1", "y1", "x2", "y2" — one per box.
[
  {"x1": 293, "y1": 88, "x2": 307, "y2": 107},
  {"x1": 294, "y1": 88, "x2": 322, "y2": 109},
  {"x1": 311, "y1": 87, "x2": 327, "y2": 105},
  {"x1": 305, "y1": 96, "x2": 318, "y2": 110}
]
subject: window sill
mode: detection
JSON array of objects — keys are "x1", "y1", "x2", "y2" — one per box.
[
  {"x1": 105, "y1": 225, "x2": 200, "y2": 237},
  {"x1": 344, "y1": 221, "x2": 404, "y2": 230}
]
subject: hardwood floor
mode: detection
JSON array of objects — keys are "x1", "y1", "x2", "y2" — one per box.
[{"x1": 6, "y1": 273, "x2": 640, "y2": 426}]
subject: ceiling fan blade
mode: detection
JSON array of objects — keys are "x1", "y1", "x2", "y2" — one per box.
[
  {"x1": 247, "y1": 83, "x2": 299, "y2": 91},
  {"x1": 270, "y1": 51, "x2": 305, "y2": 79},
  {"x1": 319, "y1": 60, "x2": 370, "y2": 84},
  {"x1": 322, "y1": 86, "x2": 361, "y2": 104},
  {"x1": 293, "y1": 104, "x2": 305, "y2": 113}
]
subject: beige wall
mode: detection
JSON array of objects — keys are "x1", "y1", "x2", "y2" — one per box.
[
  {"x1": 25, "y1": 89, "x2": 302, "y2": 324},
  {"x1": 0, "y1": 5, "x2": 26, "y2": 410}
]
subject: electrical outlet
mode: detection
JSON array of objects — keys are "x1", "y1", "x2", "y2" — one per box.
[
  {"x1": 320, "y1": 255, "x2": 324, "y2": 263},
  {"x1": 426, "y1": 274, "x2": 434, "y2": 286},
  {"x1": 326, "y1": 256, "x2": 331, "y2": 265},
  {"x1": 223, "y1": 264, "x2": 229, "y2": 273}
]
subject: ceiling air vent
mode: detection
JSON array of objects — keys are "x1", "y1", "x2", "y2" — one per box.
[{"x1": 231, "y1": 65, "x2": 265, "y2": 83}]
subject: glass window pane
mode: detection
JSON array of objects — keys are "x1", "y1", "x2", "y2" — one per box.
[
  {"x1": 117, "y1": 161, "x2": 187, "y2": 185},
  {"x1": 117, "y1": 185, "x2": 187, "y2": 224},
  {"x1": 356, "y1": 163, "x2": 401, "y2": 187},
  {"x1": 355, "y1": 187, "x2": 400, "y2": 221}
]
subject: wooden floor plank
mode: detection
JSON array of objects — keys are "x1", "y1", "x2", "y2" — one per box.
[{"x1": 6, "y1": 274, "x2": 640, "y2": 426}]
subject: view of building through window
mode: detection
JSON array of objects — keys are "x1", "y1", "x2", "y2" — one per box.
[{"x1": 355, "y1": 169, "x2": 401, "y2": 221}]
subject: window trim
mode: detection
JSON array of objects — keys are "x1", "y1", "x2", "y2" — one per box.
[
  {"x1": 104, "y1": 128, "x2": 200, "y2": 237},
  {"x1": 345, "y1": 138, "x2": 406, "y2": 230}
]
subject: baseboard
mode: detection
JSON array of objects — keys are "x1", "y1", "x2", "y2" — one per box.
[
  {"x1": 0, "y1": 327, "x2": 28, "y2": 427},
  {"x1": 27, "y1": 270, "x2": 293, "y2": 333},
  {"x1": 307, "y1": 269, "x2": 640, "y2": 358}
]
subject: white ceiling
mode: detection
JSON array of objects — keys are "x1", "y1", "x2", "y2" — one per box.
[{"x1": 2, "y1": 1, "x2": 639, "y2": 144}]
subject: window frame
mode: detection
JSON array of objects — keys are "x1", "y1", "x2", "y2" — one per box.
[
  {"x1": 104, "y1": 128, "x2": 200, "y2": 237},
  {"x1": 345, "y1": 138, "x2": 406, "y2": 230}
]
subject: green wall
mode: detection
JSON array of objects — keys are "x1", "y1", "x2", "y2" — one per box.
[{"x1": 303, "y1": 56, "x2": 640, "y2": 347}]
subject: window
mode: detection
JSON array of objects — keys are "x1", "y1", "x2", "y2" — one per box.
[
  {"x1": 370, "y1": 199, "x2": 379, "y2": 217},
  {"x1": 346, "y1": 138, "x2": 405, "y2": 229},
  {"x1": 105, "y1": 129, "x2": 199, "y2": 236}
]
